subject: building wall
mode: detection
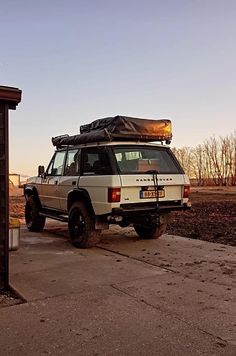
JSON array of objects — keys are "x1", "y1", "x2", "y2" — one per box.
[{"x1": 9, "y1": 174, "x2": 20, "y2": 188}]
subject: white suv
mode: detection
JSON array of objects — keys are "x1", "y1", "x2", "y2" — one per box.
[{"x1": 24, "y1": 116, "x2": 191, "y2": 248}]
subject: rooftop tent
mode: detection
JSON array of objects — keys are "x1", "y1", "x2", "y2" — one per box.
[{"x1": 52, "y1": 116, "x2": 172, "y2": 148}]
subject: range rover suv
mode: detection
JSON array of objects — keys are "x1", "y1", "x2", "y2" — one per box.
[{"x1": 24, "y1": 116, "x2": 191, "y2": 248}]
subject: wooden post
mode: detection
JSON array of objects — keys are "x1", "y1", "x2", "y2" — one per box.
[{"x1": 0, "y1": 86, "x2": 21, "y2": 290}]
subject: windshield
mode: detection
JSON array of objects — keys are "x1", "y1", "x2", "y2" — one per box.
[{"x1": 113, "y1": 146, "x2": 182, "y2": 174}]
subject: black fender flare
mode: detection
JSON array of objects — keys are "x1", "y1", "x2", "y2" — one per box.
[
  {"x1": 67, "y1": 188, "x2": 95, "y2": 216},
  {"x1": 24, "y1": 185, "x2": 42, "y2": 207},
  {"x1": 24, "y1": 185, "x2": 38, "y2": 198}
]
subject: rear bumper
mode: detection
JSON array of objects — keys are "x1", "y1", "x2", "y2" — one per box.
[{"x1": 112, "y1": 201, "x2": 191, "y2": 215}]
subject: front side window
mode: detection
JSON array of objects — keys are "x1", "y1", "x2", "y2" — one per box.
[
  {"x1": 113, "y1": 146, "x2": 182, "y2": 174},
  {"x1": 81, "y1": 147, "x2": 112, "y2": 175},
  {"x1": 47, "y1": 151, "x2": 66, "y2": 176}
]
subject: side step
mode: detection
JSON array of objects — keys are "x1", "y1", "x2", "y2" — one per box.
[{"x1": 40, "y1": 211, "x2": 68, "y2": 222}]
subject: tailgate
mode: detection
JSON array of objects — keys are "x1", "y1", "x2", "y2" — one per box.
[{"x1": 119, "y1": 174, "x2": 185, "y2": 204}]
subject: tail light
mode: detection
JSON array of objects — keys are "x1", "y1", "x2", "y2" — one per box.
[
  {"x1": 108, "y1": 188, "x2": 121, "y2": 203},
  {"x1": 183, "y1": 185, "x2": 190, "y2": 198}
]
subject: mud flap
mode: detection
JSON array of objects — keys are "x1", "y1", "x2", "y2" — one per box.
[{"x1": 95, "y1": 216, "x2": 109, "y2": 230}]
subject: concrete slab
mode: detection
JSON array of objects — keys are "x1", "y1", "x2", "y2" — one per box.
[
  {"x1": 2, "y1": 222, "x2": 235, "y2": 355},
  {"x1": 99, "y1": 226, "x2": 236, "y2": 288},
  {"x1": 99, "y1": 226, "x2": 236, "y2": 346},
  {"x1": 10, "y1": 227, "x2": 166, "y2": 301},
  {"x1": 113, "y1": 273, "x2": 236, "y2": 345},
  {"x1": 0, "y1": 287, "x2": 235, "y2": 356}
]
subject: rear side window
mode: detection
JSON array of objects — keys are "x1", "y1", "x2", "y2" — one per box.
[
  {"x1": 113, "y1": 146, "x2": 183, "y2": 174},
  {"x1": 64, "y1": 149, "x2": 80, "y2": 176},
  {"x1": 81, "y1": 147, "x2": 112, "y2": 175}
]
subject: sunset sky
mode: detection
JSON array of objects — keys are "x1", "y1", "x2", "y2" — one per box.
[{"x1": 1, "y1": 0, "x2": 236, "y2": 176}]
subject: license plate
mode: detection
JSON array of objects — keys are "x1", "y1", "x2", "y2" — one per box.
[{"x1": 140, "y1": 190, "x2": 165, "y2": 199}]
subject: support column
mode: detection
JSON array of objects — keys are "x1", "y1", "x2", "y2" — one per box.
[
  {"x1": 0, "y1": 86, "x2": 21, "y2": 290},
  {"x1": 0, "y1": 103, "x2": 9, "y2": 288}
]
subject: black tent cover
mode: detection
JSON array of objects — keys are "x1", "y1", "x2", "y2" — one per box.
[{"x1": 52, "y1": 116, "x2": 172, "y2": 148}]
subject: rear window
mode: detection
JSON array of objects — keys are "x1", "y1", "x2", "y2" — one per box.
[{"x1": 113, "y1": 146, "x2": 182, "y2": 174}]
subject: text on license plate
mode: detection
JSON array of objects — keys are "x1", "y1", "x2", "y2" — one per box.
[{"x1": 140, "y1": 190, "x2": 165, "y2": 199}]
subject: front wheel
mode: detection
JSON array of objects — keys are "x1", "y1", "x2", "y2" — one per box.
[
  {"x1": 25, "y1": 195, "x2": 46, "y2": 232},
  {"x1": 134, "y1": 214, "x2": 169, "y2": 239},
  {"x1": 68, "y1": 202, "x2": 100, "y2": 248}
]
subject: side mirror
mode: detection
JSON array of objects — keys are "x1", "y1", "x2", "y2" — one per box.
[{"x1": 38, "y1": 165, "x2": 45, "y2": 177}]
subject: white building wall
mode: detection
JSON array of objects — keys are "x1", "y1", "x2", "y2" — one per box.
[{"x1": 9, "y1": 174, "x2": 20, "y2": 187}]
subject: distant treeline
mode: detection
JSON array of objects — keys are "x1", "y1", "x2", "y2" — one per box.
[{"x1": 173, "y1": 132, "x2": 236, "y2": 186}]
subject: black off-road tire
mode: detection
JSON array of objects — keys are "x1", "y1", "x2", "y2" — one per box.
[
  {"x1": 134, "y1": 214, "x2": 169, "y2": 239},
  {"x1": 25, "y1": 195, "x2": 46, "y2": 232},
  {"x1": 68, "y1": 202, "x2": 101, "y2": 248}
]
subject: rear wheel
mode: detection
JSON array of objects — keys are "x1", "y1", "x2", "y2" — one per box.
[
  {"x1": 134, "y1": 214, "x2": 169, "y2": 239},
  {"x1": 25, "y1": 195, "x2": 46, "y2": 232},
  {"x1": 68, "y1": 202, "x2": 100, "y2": 248}
]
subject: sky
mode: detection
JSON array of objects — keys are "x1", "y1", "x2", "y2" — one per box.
[{"x1": 0, "y1": 0, "x2": 236, "y2": 176}]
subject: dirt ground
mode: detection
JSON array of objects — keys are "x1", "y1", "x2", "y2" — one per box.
[
  {"x1": 9, "y1": 186, "x2": 236, "y2": 246},
  {"x1": 168, "y1": 187, "x2": 236, "y2": 246}
]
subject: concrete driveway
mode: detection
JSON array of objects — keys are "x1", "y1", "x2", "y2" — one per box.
[{"x1": 0, "y1": 222, "x2": 235, "y2": 355}]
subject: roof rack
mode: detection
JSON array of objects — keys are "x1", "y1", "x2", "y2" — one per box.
[{"x1": 52, "y1": 116, "x2": 172, "y2": 148}]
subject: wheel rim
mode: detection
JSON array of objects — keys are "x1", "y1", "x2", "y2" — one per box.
[{"x1": 71, "y1": 209, "x2": 85, "y2": 240}]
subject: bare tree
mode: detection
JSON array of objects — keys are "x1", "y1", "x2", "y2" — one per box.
[
  {"x1": 172, "y1": 147, "x2": 193, "y2": 178},
  {"x1": 228, "y1": 131, "x2": 236, "y2": 185},
  {"x1": 203, "y1": 137, "x2": 223, "y2": 185},
  {"x1": 173, "y1": 130, "x2": 235, "y2": 186}
]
